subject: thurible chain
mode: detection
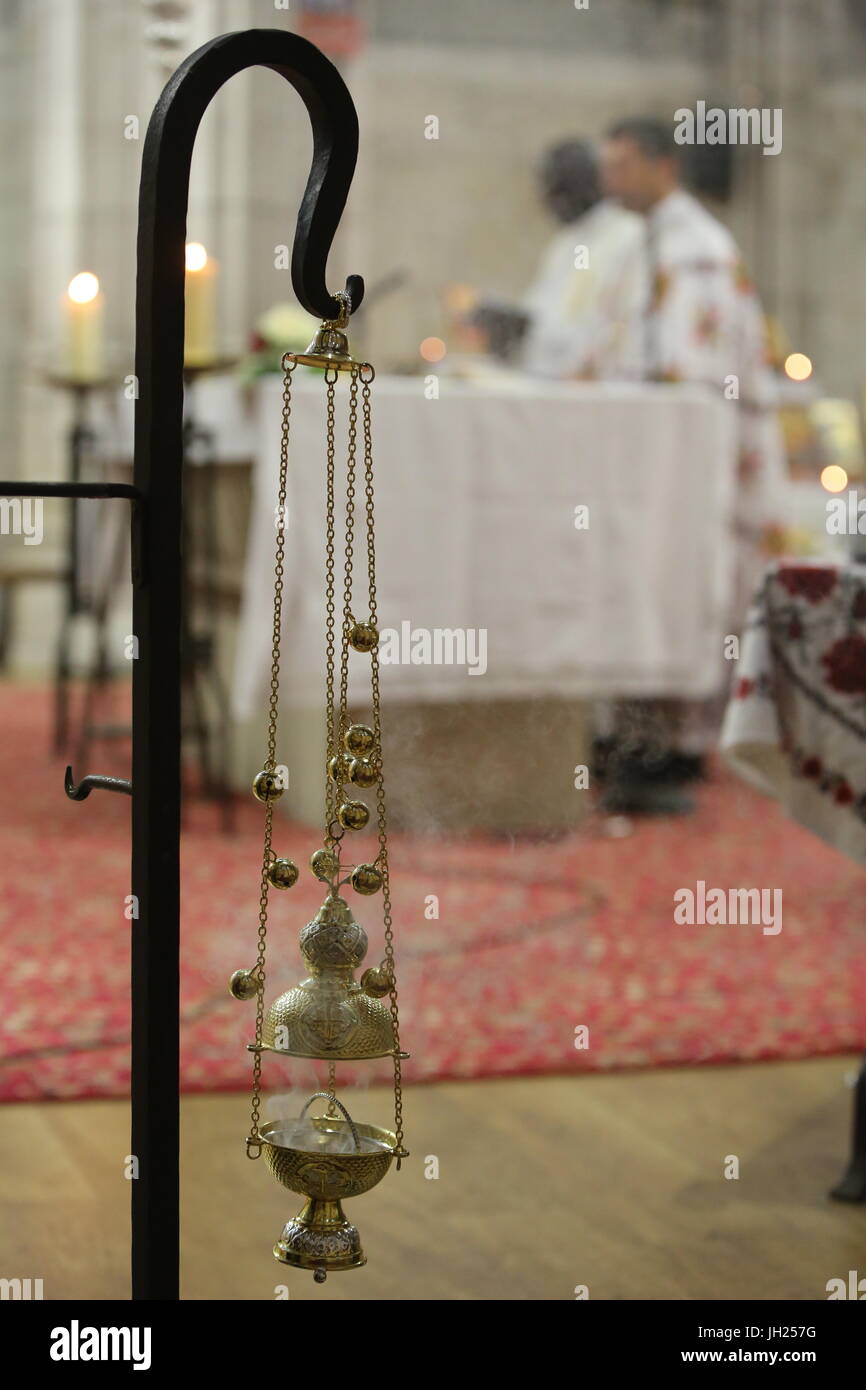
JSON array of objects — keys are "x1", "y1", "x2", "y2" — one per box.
[{"x1": 247, "y1": 362, "x2": 294, "y2": 1152}]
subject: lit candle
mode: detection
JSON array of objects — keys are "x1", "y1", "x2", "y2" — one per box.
[
  {"x1": 66, "y1": 272, "x2": 104, "y2": 382},
  {"x1": 184, "y1": 242, "x2": 217, "y2": 367}
]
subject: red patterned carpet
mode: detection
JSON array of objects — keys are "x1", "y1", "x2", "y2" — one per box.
[{"x1": 0, "y1": 683, "x2": 864, "y2": 1102}]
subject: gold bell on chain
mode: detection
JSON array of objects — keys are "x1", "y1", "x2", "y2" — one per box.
[
  {"x1": 262, "y1": 893, "x2": 395, "y2": 1060},
  {"x1": 344, "y1": 723, "x2": 375, "y2": 756},
  {"x1": 283, "y1": 289, "x2": 357, "y2": 372}
]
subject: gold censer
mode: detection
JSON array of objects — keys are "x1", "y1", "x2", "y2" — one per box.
[{"x1": 230, "y1": 293, "x2": 407, "y2": 1282}]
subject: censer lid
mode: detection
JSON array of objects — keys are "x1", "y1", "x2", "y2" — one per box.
[{"x1": 260, "y1": 894, "x2": 396, "y2": 1059}]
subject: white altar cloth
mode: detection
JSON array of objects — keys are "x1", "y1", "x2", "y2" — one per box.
[{"x1": 232, "y1": 375, "x2": 738, "y2": 718}]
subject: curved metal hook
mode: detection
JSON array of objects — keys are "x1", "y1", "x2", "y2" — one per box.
[
  {"x1": 65, "y1": 766, "x2": 133, "y2": 801},
  {"x1": 139, "y1": 28, "x2": 364, "y2": 321}
]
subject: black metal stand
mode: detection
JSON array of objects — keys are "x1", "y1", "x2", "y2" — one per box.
[{"x1": 0, "y1": 28, "x2": 364, "y2": 1301}]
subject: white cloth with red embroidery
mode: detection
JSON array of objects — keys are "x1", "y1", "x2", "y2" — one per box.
[
  {"x1": 721, "y1": 559, "x2": 866, "y2": 866},
  {"x1": 611, "y1": 190, "x2": 787, "y2": 627}
]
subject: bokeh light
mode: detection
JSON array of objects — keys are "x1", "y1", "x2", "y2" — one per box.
[
  {"x1": 820, "y1": 464, "x2": 848, "y2": 493},
  {"x1": 185, "y1": 241, "x2": 208, "y2": 272},
  {"x1": 420, "y1": 337, "x2": 446, "y2": 363},
  {"x1": 67, "y1": 272, "x2": 99, "y2": 304},
  {"x1": 784, "y1": 352, "x2": 813, "y2": 382}
]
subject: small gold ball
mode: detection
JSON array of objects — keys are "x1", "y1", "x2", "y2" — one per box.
[
  {"x1": 252, "y1": 769, "x2": 284, "y2": 803},
  {"x1": 349, "y1": 621, "x2": 378, "y2": 653},
  {"x1": 350, "y1": 758, "x2": 377, "y2": 788},
  {"x1": 310, "y1": 848, "x2": 340, "y2": 881},
  {"x1": 267, "y1": 858, "x2": 299, "y2": 890},
  {"x1": 361, "y1": 965, "x2": 392, "y2": 998},
  {"x1": 351, "y1": 863, "x2": 383, "y2": 895},
  {"x1": 229, "y1": 969, "x2": 259, "y2": 1001},
  {"x1": 344, "y1": 723, "x2": 375, "y2": 757},
  {"x1": 327, "y1": 752, "x2": 356, "y2": 784},
  {"x1": 338, "y1": 799, "x2": 370, "y2": 831}
]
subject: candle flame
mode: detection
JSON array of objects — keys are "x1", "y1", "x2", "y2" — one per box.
[{"x1": 185, "y1": 242, "x2": 208, "y2": 272}]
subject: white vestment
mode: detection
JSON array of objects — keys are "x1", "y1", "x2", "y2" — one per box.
[
  {"x1": 622, "y1": 189, "x2": 787, "y2": 625},
  {"x1": 520, "y1": 200, "x2": 645, "y2": 379}
]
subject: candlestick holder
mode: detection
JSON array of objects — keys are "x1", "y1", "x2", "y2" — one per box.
[{"x1": 41, "y1": 373, "x2": 121, "y2": 758}]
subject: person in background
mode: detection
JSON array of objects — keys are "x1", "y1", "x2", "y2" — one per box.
[
  {"x1": 520, "y1": 139, "x2": 644, "y2": 378},
  {"x1": 602, "y1": 115, "x2": 784, "y2": 575},
  {"x1": 472, "y1": 138, "x2": 644, "y2": 378},
  {"x1": 595, "y1": 117, "x2": 786, "y2": 813}
]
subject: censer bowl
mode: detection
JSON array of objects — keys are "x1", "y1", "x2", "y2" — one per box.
[
  {"x1": 260, "y1": 1115, "x2": 395, "y2": 1201},
  {"x1": 259, "y1": 1095, "x2": 395, "y2": 1279}
]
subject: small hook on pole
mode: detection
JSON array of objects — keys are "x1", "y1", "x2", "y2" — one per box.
[{"x1": 64, "y1": 766, "x2": 133, "y2": 801}]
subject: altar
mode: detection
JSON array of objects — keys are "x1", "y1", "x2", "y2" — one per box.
[{"x1": 232, "y1": 373, "x2": 738, "y2": 831}]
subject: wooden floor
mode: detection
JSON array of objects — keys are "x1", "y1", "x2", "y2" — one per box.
[{"x1": 3, "y1": 1057, "x2": 865, "y2": 1300}]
